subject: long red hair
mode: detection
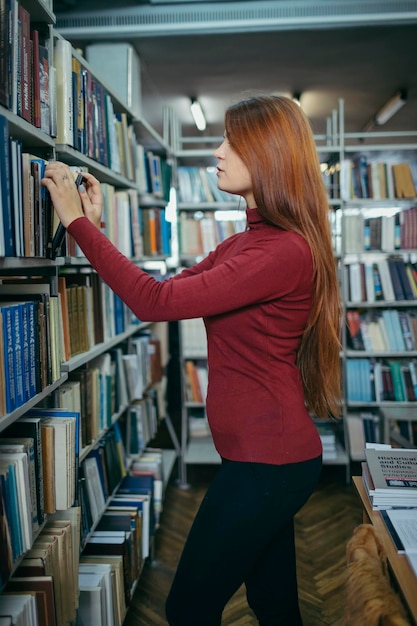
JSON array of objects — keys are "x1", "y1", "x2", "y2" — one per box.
[{"x1": 225, "y1": 95, "x2": 341, "y2": 418}]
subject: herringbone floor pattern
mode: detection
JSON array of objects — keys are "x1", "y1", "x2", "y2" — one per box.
[{"x1": 124, "y1": 463, "x2": 363, "y2": 626}]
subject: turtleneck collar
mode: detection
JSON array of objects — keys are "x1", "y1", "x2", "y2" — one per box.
[{"x1": 246, "y1": 207, "x2": 267, "y2": 229}]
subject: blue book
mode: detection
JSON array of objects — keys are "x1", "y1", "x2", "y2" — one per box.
[
  {"x1": 0, "y1": 461, "x2": 23, "y2": 559},
  {"x1": 0, "y1": 115, "x2": 15, "y2": 256},
  {"x1": 109, "y1": 495, "x2": 152, "y2": 559},
  {"x1": 113, "y1": 293, "x2": 125, "y2": 335},
  {"x1": 8, "y1": 302, "x2": 25, "y2": 408},
  {"x1": 388, "y1": 310, "x2": 406, "y2": 352},
  {"x1": 160, "y1": 209, "x2": 171, "y2": 256},
  {"x1": 0, "y1": 305, "x2": 17, "y2": 412},
  {"x1": 381, "y1": 309, "x2": 397, "y2": 351},
  {"x1": 0, "y1": 468, "x2": 16, "y2": 563},
  {"x1": 119, "y1": 474, "x2": 155, "y2": 531}
]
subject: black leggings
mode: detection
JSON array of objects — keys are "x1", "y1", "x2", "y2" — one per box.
[{"x1": 165, "y1": 454, "x2": 322, "y2": 626}]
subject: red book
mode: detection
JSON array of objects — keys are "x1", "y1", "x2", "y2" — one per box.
[
  {"x1": 31, "y1": 29, "x2": 41, "y2": 128},
  {"x1": 18, "y1": 4, "x2": 31, "y2": 123}
]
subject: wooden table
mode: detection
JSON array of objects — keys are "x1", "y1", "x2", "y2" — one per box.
[{"x1": 353, "y1": 476, "x2": 417, "y2": 625}]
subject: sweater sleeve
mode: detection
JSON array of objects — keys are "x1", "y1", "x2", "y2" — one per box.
[{"x1": 68, "y1": 216, "x2": 312, "y2": 322}]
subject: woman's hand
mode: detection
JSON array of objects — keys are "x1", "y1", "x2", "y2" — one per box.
[{"x1": 41, "y1": 161, "x2": 103, "y2": 229}]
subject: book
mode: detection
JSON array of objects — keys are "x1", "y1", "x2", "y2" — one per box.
[
  {"x1": 0, "y1": 438, "x2": 39, "y2": 535},
  {"x1": 86, "y1": 42, "x2": 142, "y2": 119},
  {"x1": 4, "y1": 576, "x2": 56, "y2": 626},
  {"x1": 80, "y1": 555, "x2": 126, "y2": 626},
  {"x1": 0, "y1": 474, "x2": 13, "y2": 586},
  {"x1": 0, "y1": 593, "x2": 38, "y2": 624},
  {"x1": 0, "y1": 114, "x2": 15, "y2": 256},
  {"x1": 0, "y1": 451, "x2": 33, "y2": 552},
  {"x1": 0, "y1": 460, "x2": 23, "y2": 560},
  {"x1": 17, "y1": 4, "x2": 30, "y2": 123},
  {"x1": 54, "y1": 37, "x2": 73, "y2": 146},
  {"x1": 364, "y1": 446, "x2": 417, "y2": 509},
  {"x1": 4, "y1": 417, "x2": 45, "y2": 525},
  {"x1": 78, "y1": 564, "x2": 113, "y2": 626},
  {"x1": 381, "y1": 508, "x2": 417, "y2": 554},
  {"x1": 83, "y1": 531, "x2": 132, "y2": 605}
]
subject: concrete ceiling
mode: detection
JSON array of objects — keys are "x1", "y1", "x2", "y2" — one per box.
[{"x1": 55, "y1": 1, "x2": 417, "y2": 153}]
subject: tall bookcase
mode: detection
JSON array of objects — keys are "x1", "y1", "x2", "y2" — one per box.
[
  {"x1": 0, "y1": 2, "x2": 177, "y2": 622},
  {"x1": 335, "y1": 104, "x2": 417, "y2": 462},
  {"x1": 168, "y1": 99, "x2": 417, "y2": 486}
]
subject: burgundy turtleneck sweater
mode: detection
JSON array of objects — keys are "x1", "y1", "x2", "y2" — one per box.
[{"x1": 68, "y1": 207, "x2": 322, "y2": 465}]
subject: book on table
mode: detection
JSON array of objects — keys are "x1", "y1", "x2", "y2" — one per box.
[{"x1": 362, "y1": 445, "x2": 417, "y2": 509}]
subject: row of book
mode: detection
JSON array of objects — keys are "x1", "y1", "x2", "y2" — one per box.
[
  {"x1": 0, "y1": 506, "x2": 80, "y2": 626},
  {"x1": 346, "y1": 358, "x2": 417, "y2": 403},
  {"x1": 180, "y1": 317, "x2": 207, "y2": 359},
  {"x1": 179, "y1": 210, "x2": 246, "y2": 256},
  {"x1": 345, "y1": 257, "x2": 417, "y2": 303},
  {"x1": 315, "y1": 422, "x2": 340, "y2": 461},
  {"x1": 0, "y1": 137, "x2": 172, "y2": 260},
  {"x1": 0, "y1": 3, "x2": 53, "y2": 134},
  {"x1": 325, "y1": 157, "x2": 417, "y2": 200},
  {"x1": 183, "y1": 360, "x2": 208, "y2": 404},
  {"x1": 0, "y1": 294, "x2": 62, "y2": 414},
  {"x1": 0, "y1": 275, "x2": 144, "y2": 415},
  {"x1": 54, "y1": 38, "x2": 172, "y2": 198},
  {"x1": 0, "y1": 8, "x2": 163, "y2": 193},
  {"x1": 0, "y1": 118, "x2": 53, "y2": 258},
  {"x1": 0, "y1": 396, "x2": 168, "y2": 598},
  {"x1": 346, "y1": 411, "x2": 381, "y2": 460},
  {"x1": 55, "y1": 336, "x2": 163, "y2": 451},
  {"x1": 0, "y1": 409, "x2": 80, "y2": 581},
  {"x1": 177, "y1": 165, "x2": 240, "y2": 204},
  {"x1": 346, "y1": 308, "x2": 417, "y2": 353},
  {"x1": 341, "y1": 206, "x2": 417, "y2": 254}
]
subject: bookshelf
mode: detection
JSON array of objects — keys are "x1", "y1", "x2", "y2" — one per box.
[
  {"x1": 338, "y1": 135, "x2": 417, "y2": 461},
  {"x1": 0, "y1": 3, "x2": 177, "y2": 623}
]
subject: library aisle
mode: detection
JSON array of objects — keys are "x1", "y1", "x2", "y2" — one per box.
[{"x1": 123, "y1": 463, "x2": 363, "y2": 626}]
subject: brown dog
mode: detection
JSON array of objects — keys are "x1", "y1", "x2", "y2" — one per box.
[{"x1": 344, "y1": 524, "x2": 410, "y2": 626}]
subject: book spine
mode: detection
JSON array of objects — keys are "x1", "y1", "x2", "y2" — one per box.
[{"x1": 54, "y1": 37, "x2": 74, "y2": 146}]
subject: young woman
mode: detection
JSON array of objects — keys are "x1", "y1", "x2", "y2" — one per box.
[{"x1": 42, "y1": 94, "x2": 341, "y2": 626}]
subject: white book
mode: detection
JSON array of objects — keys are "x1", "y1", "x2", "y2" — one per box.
[
  {"x1": 377, "y1": 258, "x2": 395, "y2": 302},
  {"x1": 0, "y1": 593, "x2": 37, "y2": 625},
  {"x1": 86, "y1": 43, "x2": 142, "y2": 118},
  {"x1": 54, "y1": 37, "x2": 74, "y2": 146},
  {"x1": 79, "y1": 564, "x2": 114, "y2": 626},
  {"x1": 42, "y1": 416, "x2": 76, "y2": 510},
  {"x1": 383, "y1": 508, "x2": 417, "y2": 554},
  {"x1": 78, "y1": 576, "x2": 106, "y2": 626},
  {"x1": 114, "y1": 191, "x2": 133, "y2": 258},
  {"x1": 83, "y1": 456, "x2": 106, "y2": 523}
]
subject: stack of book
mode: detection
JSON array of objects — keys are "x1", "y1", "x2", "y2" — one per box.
[
  {"x1": 361, "y1": 445, "x2": 417, "y2": 510},
  {"x1": 315, "y1": 423, "x2": 338, "y2": 461}
]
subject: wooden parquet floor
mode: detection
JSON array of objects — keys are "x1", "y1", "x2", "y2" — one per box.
[{"x1": 123, "y1": 463, "x2": 363, "y2": 626}]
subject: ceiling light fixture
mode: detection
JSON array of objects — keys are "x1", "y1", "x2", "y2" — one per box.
[
  {"x1": 190, "y1": 98, "x2": 206, "y2": 131},
  {"x1": 374, "y1": 89, "x2": 407, "y2": 125},
  {"x1": 363, "y1": 89, "x2": 407, "y2": 132}
]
